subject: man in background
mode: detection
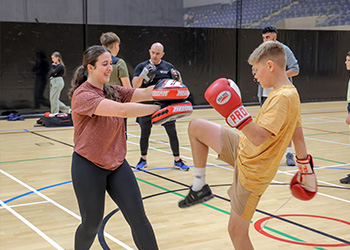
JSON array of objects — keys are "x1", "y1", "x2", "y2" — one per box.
[
  {"x1": 132, "y1": 42, "x2": 189, "y2": 171},
  {"x1": 257, "y1": 26, "x2": 300, "y2": 166}
]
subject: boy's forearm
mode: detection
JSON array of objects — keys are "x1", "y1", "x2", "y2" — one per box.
[{"x1": 292, "y1": 127, "x2": 307, "y2": 159}]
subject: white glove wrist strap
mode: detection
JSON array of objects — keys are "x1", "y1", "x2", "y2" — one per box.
[{"x1": 297, "y1": 159, "x2": 313, "y2": 174}]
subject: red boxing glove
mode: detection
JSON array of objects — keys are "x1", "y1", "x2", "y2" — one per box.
[
  {"x1": 204, "y1": 78, "x2": 252, "y2": 130},
  {"x1": 290, "y1": 154, "x2": 317, "y2": 201}
]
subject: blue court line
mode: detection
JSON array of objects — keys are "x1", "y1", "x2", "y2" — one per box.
[
  {"x1": 136, "y1": 165, "x2": 350, "y2": 171},
  {"x1": 3, "y1": 169, "x2": 349, "y2": 249},
  {"x1": 2, "y1": 164, "x2": 349, "y2": 206},
  {"x1": 1, "y1": 181, "x2": 71, "y2": 205},
  {"x1": 211, "y1": 164, "x2": 350, "y2": 170},
  {"x1": 281, "y1": 165, "x2": 350, "y2": 171}
]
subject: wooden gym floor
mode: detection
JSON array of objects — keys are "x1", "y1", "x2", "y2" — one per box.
[{"x1": 0, "y1": 101, "x2": 349, "y2": 250}]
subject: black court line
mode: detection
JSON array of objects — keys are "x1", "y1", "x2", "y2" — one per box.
[
  {"x1": 255, "y1": 209, "x2": 350, "y2": 246},
  {"x1": 131, "y1": 167, "x2": 350, "y2": 246},
  {"x1": 97, "y1": 183, "x2": 350, "y2": 249},
  {"x1": 25, "y1": 131, "x2": 350, "y2": 248},
  {"x1": 24, "y1": 129, "x2": 74, "y2": 148}
]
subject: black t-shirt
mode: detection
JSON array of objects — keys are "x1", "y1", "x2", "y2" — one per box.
[
  {"x1": 133, "y1": 59, "x2": 175, "y2": 88},
  {"x1": 50, "y1": 64, "x2": 64, "y2": 78}
]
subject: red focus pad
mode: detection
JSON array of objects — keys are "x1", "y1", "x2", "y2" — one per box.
[
  {"x1": 151, "y1": 101, "x2": 193, "y2": 125},
  {"x1": 290, "y1": 172, "x2": 317, "y2": 201},
  {"x1": 152, "y1": 79, "x2": 190, "y2": 101}
]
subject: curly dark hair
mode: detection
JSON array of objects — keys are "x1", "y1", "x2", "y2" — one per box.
[{"x1": 262, "y1": 26, "x2": 278, "y2": 34}]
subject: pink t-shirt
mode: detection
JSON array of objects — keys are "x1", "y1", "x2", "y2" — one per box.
[{"x1": 71, "y1": 81, "x2": 135, "y2": 170}]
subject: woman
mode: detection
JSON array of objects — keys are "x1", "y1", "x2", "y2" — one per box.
[
  {"x1": 69, "y1": 45, "x2": 159, "y2": 250},
  {"x1": 49, "y1": 51, "x2": 70, "y2": 114}
]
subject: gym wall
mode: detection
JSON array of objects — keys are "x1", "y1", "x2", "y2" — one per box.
[
  {"x1": 0, "y1": 0, "x2": 184, "y2": 26},
  {"x1": 0, "y1": 22, "x2": 349, "y2": 114}
]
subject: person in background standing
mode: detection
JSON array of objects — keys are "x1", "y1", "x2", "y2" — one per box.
[
  {"x1": 100, "y1": 32, "x2": 131, "y2": 88},
  {"x1": 49, "y1": 51, "x2": 70, "y2": 114},
  {"x1": 132, "y1": 42, "x2": 189, "y2": 171},
  {"x1": 257, "y1": 26, "x2": 300, "y2": 166},
  {"x1": 340, "y1": 50, "x2": 350, "y2": 184}
]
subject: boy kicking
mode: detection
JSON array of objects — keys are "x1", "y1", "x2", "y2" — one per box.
[{"x1": 178, "y1": 41, "x2": 317, "y2": 249}]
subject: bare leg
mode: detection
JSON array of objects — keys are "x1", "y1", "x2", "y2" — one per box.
[
  {"x1": 188, "y1": 118, "x2": 222, "y2": 168},
  {"x1": 228, "y1": 209, "x2": 254, "y2": 250},
  {"x1": 178, "y1": 119, "x2": 222, "y2": 207}
]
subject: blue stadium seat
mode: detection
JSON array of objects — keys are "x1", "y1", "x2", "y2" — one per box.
[{"x1": 185, "y1": 0, "x2": 349, "y2": 28}]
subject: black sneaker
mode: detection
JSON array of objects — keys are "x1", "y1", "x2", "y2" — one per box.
[
  {"x1": 340, "y1": 174, "x2": 350, "y2": 184},
  {"x1": 178, "y1": 184, "x2": 214, "y2": 208}
]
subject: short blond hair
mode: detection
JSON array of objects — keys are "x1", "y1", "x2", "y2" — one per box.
[
  {"x1": 248, "y1": 41, "x2": 286, "y2": 69},
  {"x1": 100, "y1": 32, "x2": 120, "y2": 49}
]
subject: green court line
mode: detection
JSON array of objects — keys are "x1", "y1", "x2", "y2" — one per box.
[
  {"x1": 309, "y1": 156, "x2": 348, "y2": 165},
  {"x1": 290, "y1": 153, "x2": 348, "y2": 165},
  {"x1": 304, "y1": 131, "x2": 349, "y2": 136},
  {"x1": 128, "y1": 145, "x2": 191, "y2": 153},
  {"x1": 2, "y1": 152, "x2": 347, "y2": 166},
  {"x1": 265, "y1": 226, "x2": 327, "y2": 250},
  {"x1": 136, "y1": 177, "x2": 230, "y2": 215},
  {"x1": 0, "y1": 145, "x2": 192, "y2": 164},
  {"x1": 0, "y1": 155, "x2": 72, "y2": 164},
  {"x1": 137, "y1": 176, "x2": 327, "y2": 250},
  {"x1": 143, "y1": 145, "x2": 191, "y2": 150},
  {"x1": 127, "y1": 149, "x2": 141, "y2": 152}
]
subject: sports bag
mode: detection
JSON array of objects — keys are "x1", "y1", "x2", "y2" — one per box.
[{"x1": 36, "y1": 113, "x2": 73, "y2": 127}]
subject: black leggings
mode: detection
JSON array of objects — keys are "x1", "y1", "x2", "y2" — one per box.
[
  {"x1": 137, "y1": 115, "x2": 179, "y2": 157},
  {"x1": 71, "y1": 152, "x2": 158, "y2": 250}
]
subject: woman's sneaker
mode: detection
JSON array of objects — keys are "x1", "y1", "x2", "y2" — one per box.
[
  {"x1": 178, "y1": 184, "x2": 214, "y2": 208},
  {"x1": 174, "y1": 159, "x2": 189, "y2": 171},
  {"x1": 136, "y1": 158, "x2": 148, "y2": 170}
]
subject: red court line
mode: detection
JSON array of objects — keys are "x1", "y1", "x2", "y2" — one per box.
[{"x1": 254, "y1": 214, "x2": 350, "y2": 247}]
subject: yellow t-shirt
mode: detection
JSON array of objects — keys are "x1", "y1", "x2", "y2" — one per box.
[{"x1": 237, "y1": 84, "x2": 302, "y2": 194}]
